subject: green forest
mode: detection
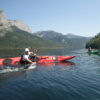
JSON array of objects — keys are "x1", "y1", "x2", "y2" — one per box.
[{"x1": 86, "y1": 33, "x2": 100, "y2": 49}]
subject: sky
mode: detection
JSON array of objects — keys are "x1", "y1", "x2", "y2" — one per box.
[{"x1": 0, "y1": 0, "x2": 100, "y2": 37}]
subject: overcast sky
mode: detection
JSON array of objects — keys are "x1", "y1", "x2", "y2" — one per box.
[{"x1": 0, "y1": 0, "x2": 100, "y2": 36}]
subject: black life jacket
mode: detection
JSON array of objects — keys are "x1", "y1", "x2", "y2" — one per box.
[
  {"x1": 20, "y1": 55, "x2": 26, "y2": 64},
  {"x1": 29, "y1": 55, "x2": 38, "y2": 62}
]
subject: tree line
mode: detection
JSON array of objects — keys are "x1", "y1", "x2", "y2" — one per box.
[{"x1": 86, "y1": 33, "x2": 100, "y2": 49}]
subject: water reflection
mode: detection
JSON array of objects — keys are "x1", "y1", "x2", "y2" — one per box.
[
  {"x1": 0, "y1": 48, "x2": 75, "y2": 58},
  {"x1": 0, "y1": 68, "x2": 34, "y2": 85},
  {"x1": 0, "y1": 61, "x2": 75, "y2": 84},
  {"x1": 0, "y1": 71, "x2": 24, "y2": 84},
  {"x1": 38, "y1": 61, "x2": 75, "y2": 67}
]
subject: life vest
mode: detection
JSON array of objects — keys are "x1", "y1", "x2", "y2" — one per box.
[
  {"x1": 20, "y1": 55, "x2": 25, "y2": 64},
  {"x1": 20, "y1": 55, "x2": 29, "y2": 64},
  {"x1": 29, "y1": 55, "x2": 38, "y2": 62}
]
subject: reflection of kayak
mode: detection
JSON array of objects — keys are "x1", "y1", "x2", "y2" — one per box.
[
  {"x1": 38, "y1": 61, "x2": 75, "y2": 67},
  {"x1": 0, "y1": 63, "x2": 36, "y2": 74},
  {"x1": 0, "y1": 56, "x2": 76, "y2": 67}
]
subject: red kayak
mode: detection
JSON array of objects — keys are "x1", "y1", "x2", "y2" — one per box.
[{"x1": 0, "y1": 56, "x2": 76, "y2": 67}]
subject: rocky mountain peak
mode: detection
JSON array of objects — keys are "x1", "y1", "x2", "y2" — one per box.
[
  {"x1": 8, "y1": 20, "x2": 32, "y2": 33},
  {"x1": 0, "y1": 10, "x2": 8, "y2": 25},
  {"x1": 0, "y1": 10, "x2": 32, "y2": 33}
]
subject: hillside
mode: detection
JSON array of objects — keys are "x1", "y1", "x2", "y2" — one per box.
[
  {"x1": 0, "y1": 26, "x2": 64, "y2": 49},
  {"x1": 86, "y1": 33, "x2": 100, "y2": 49},
  {"x1": 34, "y1": 31, "x2": 91, "y2": 49},
  {"x1": 0, "y1": 10, "x2": 64, "y2": 49},
  {"x1": 0, "y1": 10, "x2": 91, "y2": 50}
]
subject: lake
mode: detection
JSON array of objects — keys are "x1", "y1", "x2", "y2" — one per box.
[{"x1": 0, "y1": 49, "x2": 100, "y2": 100}]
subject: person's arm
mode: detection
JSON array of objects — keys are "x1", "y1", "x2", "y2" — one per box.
[
  {"x1": 24, "y1": 55, "x2": 35, "y2": 64},
  {"x1": 26, "y1": 58, "x2": 34, "y2": 64},
  {"x1": 29, "y1": 52, "x2": 33, "y2": 55}
]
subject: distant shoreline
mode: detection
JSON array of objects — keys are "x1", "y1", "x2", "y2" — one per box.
[{"x1": 0, "y1": 47, "x2": 65, "y2": 49}]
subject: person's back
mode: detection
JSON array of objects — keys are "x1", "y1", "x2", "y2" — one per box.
[{"x1": 20, "y1": 48, "x2": 36, "y2": 64}]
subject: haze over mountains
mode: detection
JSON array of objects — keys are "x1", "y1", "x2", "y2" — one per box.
[
  {"x1": 0, "y1": 10, "x2": 91, "y2": 49},
  {"x1": 34, "y1": 31, "x2": 90, "y2": 49}
]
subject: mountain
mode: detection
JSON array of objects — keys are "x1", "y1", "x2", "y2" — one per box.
[
  {"x1": 0, "y1": 26, "x2": 64, "y2": 49},
  {"x1": 0, "y1": 10, "x2": 31, "y2": 33},
  {"x1": 86, "y1": 33, "x2": 100, "y2": 49},
  {"x1": 34, "y1": 31, "x2": 64, "y2": 43},
  {"x1": 0, "y1": 10, "x2": 91, "y2": 49},
  {"x1": 34, "y1": 31, "x2": 91, "y2": 49},
  {"x1": 0, "y1": 10, "x2": 64, "y2": 49},
  {"x1": 66, "y1": 33, "x2": 85, "y2": 38}
]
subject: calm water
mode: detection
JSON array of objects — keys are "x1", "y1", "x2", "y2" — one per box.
[{"x1": 0, "y1": 49, "x2": 100, "y2": 100}]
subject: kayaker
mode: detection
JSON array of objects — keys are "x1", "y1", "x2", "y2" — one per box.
[
  {"x1": 20, "y1": 48, "x2": 36, "y2": 64},
  {"x1": 29, "y1": 48, "x2": 38, "y2": 62},
  {"x1": 88, "y1": 47, "x2": 92, "y2": 52}
]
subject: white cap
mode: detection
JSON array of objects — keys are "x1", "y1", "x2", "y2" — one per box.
[{"x1": 25, "y1": 48, "x2": 29, "y2": 52}]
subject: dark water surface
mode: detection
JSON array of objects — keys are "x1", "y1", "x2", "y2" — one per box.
[{"x1": 0, "y1": 49, "x2": 100, "y2": 100}]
